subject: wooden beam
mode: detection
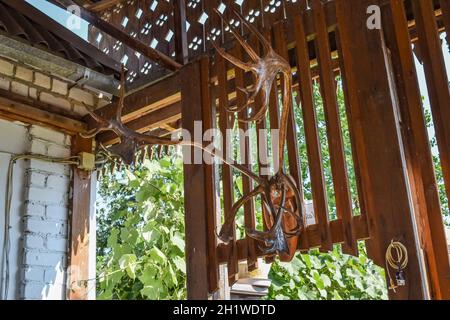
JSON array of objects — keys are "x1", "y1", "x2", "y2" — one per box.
[
  {"x1": 0, "y1": 93, "x2": 86, "y2": 134},
  {"x1": 68, "y1": 136, "x2": 94, "y2": 300},
  {"x1": 85, "y1": 72, "x2": 181, "y2": 127},
  {"x1": 49, "y1": 0, "x2": 182, "y2": 71},
  {"x1": 97, "y1": 102, "x2": 182, "y2": 144},
  {"x1": 336, "y1": 0, "x2": 427, "y2": 300}
]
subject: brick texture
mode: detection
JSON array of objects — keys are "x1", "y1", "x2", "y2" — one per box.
[{"x1": 20, "y1": 125, "x2": 72, "y2": 300}]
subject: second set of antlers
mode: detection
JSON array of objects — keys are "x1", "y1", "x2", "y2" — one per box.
[{"x1": 82, "y1": 9, "x2": 305, "y2": 258}]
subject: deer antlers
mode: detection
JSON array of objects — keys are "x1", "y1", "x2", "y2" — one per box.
[
  {"x1": 81, "y1": 8, "x2": 305, "y2": 259},
  {"x1": 81, "y1": 66, "x2": 180, "y2": 166},
  {"x1": 212, "y1": 9, "x2": 305, "y2": 258}
]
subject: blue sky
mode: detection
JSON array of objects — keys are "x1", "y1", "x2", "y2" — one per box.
[{"x1": 27, "y1": 0, "x2": 89, "y2": 39}]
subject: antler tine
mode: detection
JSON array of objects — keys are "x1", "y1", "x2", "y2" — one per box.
[
  {"x1": 82, "y1": 102, "x2": 108, "y2": 125},
  {"x1": 231, "y1": 8, "x2": 272, "y2": 54},
  {"x1": 217, "y1": 185, "x2": 264, "y2": 243},
  {"x1": 213, "y1": 8, "x2": 260, "y2": 63},
  {"x1": 116, "y1": 64, "x2": 126, "y2": 121},
  {"x1": 239, "y1": 104, "x2": 268, "y2": 124},
  {"x1": 131, "y1": 130, "x2": 181, "y2": 146},
  {"x1": 80, "y1": 127, "x2": 110, "y2": 139},
  {"x1": 210, "y1": 38, "x2": 253, "y2": 72}
]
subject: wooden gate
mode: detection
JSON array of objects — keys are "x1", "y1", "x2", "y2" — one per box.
[{"x1": 180, "y1": 0, "x2": 450, "y2": 300}]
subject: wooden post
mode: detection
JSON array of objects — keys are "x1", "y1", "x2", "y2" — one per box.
[
  {"x1": 383, "y1": 0, "x2": 450, "y2": 299},
  {"x1": 68, "y1": 136, "x2": 94, "y2": 300},
  {"x1": 335, "y1": 0, "x2": 427, "y2": 299},
  {"x1": 181, "y1": 58, "x2": 219, "y2": 299}
]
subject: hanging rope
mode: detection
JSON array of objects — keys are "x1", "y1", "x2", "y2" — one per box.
[{"x1": 385, "y1": 240, "x2": 408, "y2": 292}]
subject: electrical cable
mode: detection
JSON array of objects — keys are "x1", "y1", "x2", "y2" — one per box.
[
  {"x1": 385, "y1": 240, "x2": 408, "y2": 293},
  {"x1": 1, "y1": 154, "x2": 80, "y2": 300}
]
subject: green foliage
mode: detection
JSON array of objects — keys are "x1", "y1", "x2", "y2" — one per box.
[
  {"x1": 96, "y1": 157, "x2": 186, "y2": 300},
  {"x1": 266, "y1": 246, "x2": 388, "y2": 300},
  {"x1": 424, "y1": 107, "x2": 450, "y2": 225}
]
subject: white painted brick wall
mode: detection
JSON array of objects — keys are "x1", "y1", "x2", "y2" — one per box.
[
  {"x1": 19, "y1": 124, "x2": 72, "y2": 300},
  {"x1": 0, "y1": 60, "x2": 101, "y2": 298}
]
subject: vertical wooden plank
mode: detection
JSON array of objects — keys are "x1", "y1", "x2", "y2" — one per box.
[
  {"x1": 272, "y1": 22, "x2": 302, "y2": 196},
  {"x1": 181, "y1": 58, "x2": 219, "y2": 299},
  {"x1": 233, "y1": 45, "x2": 258, "y2": 272},
  {"x1": 334, "y1": 30, "x2": 370, "y2": 252},
  {"x1": 68, "y1": 136, "x2": 93, "y2": 300},
  {"x1": 311, "y1": 0, "x2": 356, "y2": 256},
  {"x1": 174, "y1": 0, "x2": 189, "y2": 64},
  {"x1": 200, "y1": 57, "x2": 219, "y2": 294},
  {"x1": 293, "y1": 12, "x2": 332, "y2": 253},
  {"x1": 216, "y1": 53, "x2": 239, "y2": 286},
  {"x1": 386, "y1": 0, "x2": 450, "y2": 300},
  {"x1": 272, "y1": 21, "x2": 304, "y2": 260},
  {"x1": 412, "y1": 0, "x2": 450, "y2": 205},
  {"x1": 336, "y1": 0, "x2": 427, "y2": 300}
]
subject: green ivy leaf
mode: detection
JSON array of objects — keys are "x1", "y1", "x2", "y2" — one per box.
[
  {"x1": 171, "y1": 234, "x2": 185, "y2": 253},
  {"x1": 139, "y1": 267, "x2": 157, "y2": 285},
  {"x1": 119, "y1": 254, "x2": 137, "y2": 279},
  {"x1": 149, "y1": 247, "x2": 167, "y2": 265},
  {"x1": 173, "y1": 256, "x2": 186, "y2": 274},
  {"x1": 140, "y1": 279, "x2": 163, "y2": 299}
]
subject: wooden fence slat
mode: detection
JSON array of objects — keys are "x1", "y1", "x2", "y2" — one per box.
[
  {"x1": 233, "y1": 44, "x2": 258, "y2": 272},
  {"x1": 386, "y1": 0, "x2": 450, "y2": 299},
  {"x1": 293, "y1": 12, "x2": 333, "y2": 253},
  {"x1": 311, "y1": 0, "x2": 356, "y2": 256},
  {"x1": 217, "y1": 53, "x2": 239, "y2": 285},
  {"x1": 272, "y1": 21, "x2": 304, "y2": 261},
  {"x1": 411, "y1": 0, "x2": 450, "y2": 206},
  {"x1": 334, "y1": 29, "x2": 370, "y2": 254}
]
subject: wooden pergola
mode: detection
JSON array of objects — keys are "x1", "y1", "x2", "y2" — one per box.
[{"x1": 1, "y1": 0, "x2": 449, "y2": 300}]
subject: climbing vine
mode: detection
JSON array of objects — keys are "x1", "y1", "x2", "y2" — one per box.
[{"x1": 96, "y1": 157, "x2": 186, "y2": 300}]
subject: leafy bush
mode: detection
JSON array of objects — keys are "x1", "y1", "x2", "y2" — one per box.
[
  {"x1": 267, "y1": 246, "x2": 388, "y2": 300},
  {"x1": 96, "y1": 157, "x2": 186, "y2": 300}
]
